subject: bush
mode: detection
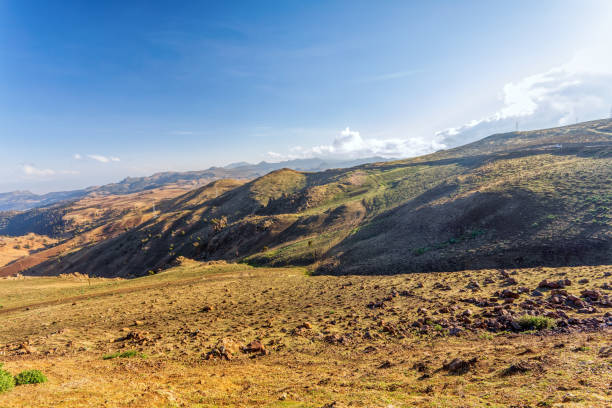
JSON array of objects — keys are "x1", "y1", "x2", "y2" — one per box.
[
  {"x1": 14, "y1": 370, "x2": 47, "y2": 385},
  {"x1": 0, "y1": 365, "x2": 15, "y2": 393},
  {"x1": 103, "y1": 350, "x2": 146, "y2": 360},
  {"x1": 517, "y1": 315, "x2": 555, "y2": 331}
]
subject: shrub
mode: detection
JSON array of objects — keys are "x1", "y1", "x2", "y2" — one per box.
[
  {"x1": 14, "y1": 370, "x2": 47, "y2": 385},
  {"x1": 517, "y1": 315, "x2": 555, "y2": 331},
  {"x1": 103, "y1": 350, "x2": 146, "y2": 360},
  {"x1": 0, "y1": 365, "x2": 15, "y2": 393}
]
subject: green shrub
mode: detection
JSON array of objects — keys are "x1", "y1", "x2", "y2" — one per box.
[
  {"x1": 517, "y1": 315, "x2": 555, "y2": 331},
  {"x1": 14, "y1": 370, "x2": 47, "y2": 385},
  {"x1": 103, "y1": 350, "x2": 146, "y2": 360},
  {"x1": 0, "y1": 365, "x2": 15, "y2": 393}
]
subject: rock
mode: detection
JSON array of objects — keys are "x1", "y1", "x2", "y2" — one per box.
[
  {"x1": 324, "y1": 334, "x2": 347, "y2": 344},
  {"x1": 598, "y1": 346, "x2": 612, "y2": 357},
  {"x1": 531, "y1": 290, "x2": 543, "y2": 297},
  {"x1": 466, "y1": 281, "x2": 481, "y2": 290},
  {"x1": 501, "y1": 289, "x2": 520, "y2": 299},
  {"x1": 200, "y1": 305, "x2": 214, "y2": 312},
  {"x1": 205, "y1": 338, "x2": 243, "y2": 360},
  {"x1": 505, "y1": 277, "x2": 518, "y2": 285},
  {"x1": 443, "y1": 357, "x2": 477, "y2": 374},
  {"x1": 578, "y1": 278, "x2": 589, "y2": 284},
  {"x1": 298, "y1": 322, "x2": 312, "y2": 329},
  {"x1": 363, "y1": 330, "x2": 375, "y2": 340},
  {"x1": 538, "y1": 279, "x2": 571, "y2": 289},
  {"x1": 562, "y1": 393, "x2": 581, "y2": 403},
  {"x1": 367, "y1": 300, "x2": 385, "y2": 309},
  {"x1": 581, "y1": 289, "x2": 601, "y2": 301},
  {"x1": 320, "y1": 402, "x2": 347, "y2": 408},
  {"x1": 243, "y1": 340, "x2": 267, "y2": 354},
  {"x1": 412, "y1": 361, "x2": 429, "y2": 373},
  {"x1": 378, "y1": 360, "x2": 393, "y2": 369},
  {"x1": 417, "y1": 307, "x2": 429, "y2": 315},
  {"x1": 510, "y1": 320, "x2": 521, "y2": 331}
]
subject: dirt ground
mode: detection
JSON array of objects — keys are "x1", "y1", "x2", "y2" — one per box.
[{"x1": 0, "y1": 262, "x2": 610, "y2": 407}]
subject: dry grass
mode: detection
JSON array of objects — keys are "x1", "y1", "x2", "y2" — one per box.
[
  {"x1": 0, "y1": 234, "x2": 57, "y2": 268},
  {"x1": 0, "y1": 262, "x2": 610, "y2": 407}
]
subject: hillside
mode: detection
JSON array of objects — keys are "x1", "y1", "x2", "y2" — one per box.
[
  {"x1": 13, "y1": 119, "x2": 611, "y2": 278},
  {"x1": 0, "y1": 157, "x2": 389, "y2": 212}
]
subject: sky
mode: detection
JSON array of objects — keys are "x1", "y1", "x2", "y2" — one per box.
[{"x1": 1, "y1": 0, "x2": 612, "y2": 193}]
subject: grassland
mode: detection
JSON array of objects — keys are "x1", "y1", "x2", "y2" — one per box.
[{"x1": 1, "y1": 261, "x2": 610, "y2": 407}]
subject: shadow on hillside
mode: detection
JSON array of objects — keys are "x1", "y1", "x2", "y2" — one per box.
[{"x1": 316, "y1": 187, "x2": 612, "y2": 275}]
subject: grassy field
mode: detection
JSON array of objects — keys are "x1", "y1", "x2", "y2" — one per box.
[{"x1": 0, "y1": 261, "x2": 610, "y2": 407}]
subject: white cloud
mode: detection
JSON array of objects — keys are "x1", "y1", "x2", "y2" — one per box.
[
  {"x1": 87, "y1": 154, "x2": 120, "y2": 163},
  {"x1": 74, "y1": 153, "x2": 82, "y2": 160},
  {"x1": 268, "y1": 127, "x2": 446, "y2": 161},
  {"x1": 22, "y1": 164, "x2": 55, "y2": 177},
  {"x1": 20, "y1": 165, "x2": 79, "y2": 177},
  {"x1": 436, "y1": 46, "x2": 612, "y2": 147}
]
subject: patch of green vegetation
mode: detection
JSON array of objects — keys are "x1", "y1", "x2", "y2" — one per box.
[
  {"x1": 102, "y1": 350, "x2": 147, "y2": 360},
  {"x1": 14, "y1": 370, "x2": 47, "y2": 385},
  {"x1": 479, "y1": 332, "x2": 494, "y2": 340},
  {"x1": 0, "y1": 364, "x2": 15, "y2": 393},
  {"x1": 517, "y1": 315, "x2": 555, "y2": 331}
]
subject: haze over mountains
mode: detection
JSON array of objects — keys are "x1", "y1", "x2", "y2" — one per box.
[
  {"x1": 0, "y1": 156, "x2": 390, "y2": 212},
  {"x1": 1, "y1": 119, "x2": 610, "y2": 278}
]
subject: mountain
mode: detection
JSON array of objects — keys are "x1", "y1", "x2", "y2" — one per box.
[
  {"x1": 9, "y1": 118, "x2": 610, "y2": 278},
  {"x1": 0, "y1": 157, "x2": 391, "y2": 212},
  {"x1": 0, "y1": 189, "x2": 93, "y2": 212}
]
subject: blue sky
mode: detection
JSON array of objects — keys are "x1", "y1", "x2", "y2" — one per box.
[{"x1": 1, "y1": 1, "x2": 611, "y2": 193}]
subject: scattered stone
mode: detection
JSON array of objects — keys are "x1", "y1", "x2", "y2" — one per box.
[
  {"x1": 200, "y1": 305, "x2": 214, "y2": 312},
  {"x1": 538, "y1": 279, "x2": 571, "y2": 289}
]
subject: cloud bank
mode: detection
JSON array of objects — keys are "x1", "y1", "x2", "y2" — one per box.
[
  {"x1": 268, "y1": 127, "x2": 446, "y2": 161},
  {"x1": 436, "y1": 47, "x2": 612, "y2": 146}
]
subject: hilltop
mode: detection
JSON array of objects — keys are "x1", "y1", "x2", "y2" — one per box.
[{"x1": 4, "y1": 119, "x2": 609, "y2": 278}]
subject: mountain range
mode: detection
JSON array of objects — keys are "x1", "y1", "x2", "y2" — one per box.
[
  {"x1": 0, "y1": 157, "x2": 390, "y2": 212},
  {"x1": 1, "y1": 119, "x2": 610, "y2": 278}
]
